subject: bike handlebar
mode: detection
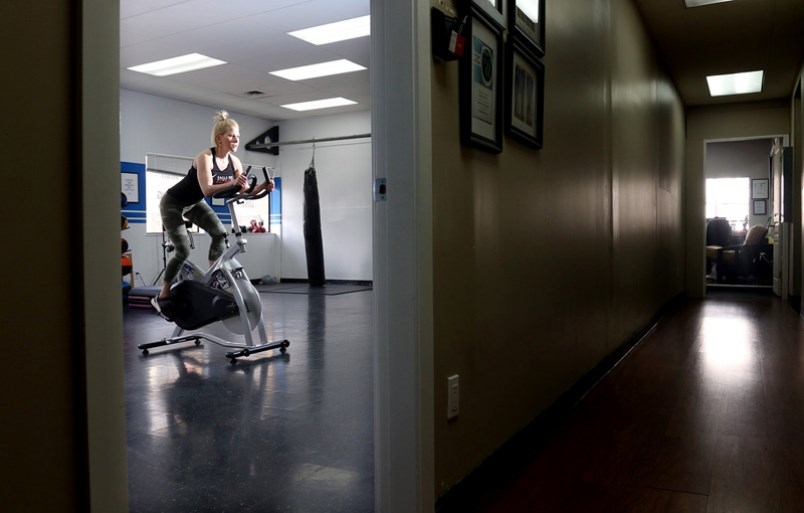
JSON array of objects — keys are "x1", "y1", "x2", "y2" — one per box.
[{"x1": 211, "y1": 166, "x2": 273, "y2": 201}]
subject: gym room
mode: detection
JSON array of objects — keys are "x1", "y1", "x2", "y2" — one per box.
[{"x1": 117, "y1": 1, "x2": 375, "y2": 512}]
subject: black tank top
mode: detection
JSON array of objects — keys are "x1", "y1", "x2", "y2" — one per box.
[{"x1": 167, "y1": 148, "x2": 235, "y2": 205}]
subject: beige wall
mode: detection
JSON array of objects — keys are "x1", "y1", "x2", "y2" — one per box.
[
  {"x1": 793, "y1": 69, "x2": 804, "y2": 302},
  {"x1": 2, "y1": 0, "x2": 84, "y2": 510},
  {"x1": 2, "y1": 1, "x2": 127, "y2": 512},
  {"x1": 431, "y1": 0, "x2": 685, "y2": 494},
  {"x1": 684, "y1": 101, "x2": 790, "y2": 297}
]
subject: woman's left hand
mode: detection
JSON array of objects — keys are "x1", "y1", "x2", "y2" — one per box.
[{"x1": 255, "y1": 180, "x2": 275, "y2": 194}]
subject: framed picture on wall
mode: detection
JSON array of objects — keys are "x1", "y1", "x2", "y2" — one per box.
[
  {"x1": 753, "y1": 199, "x2": 767, "y2": 216},
  {"x1": 508, "y1": 0, "x2": 545, "y2": 57},
  {"x1": 505, "y1": 39, "x2": 545, "y2": 149},
  {"x1": 460, "y1": 9, "x2": 504, "y2": 153},
  {"x1": 472, "y1": 0, "x2": 506, "y2": 29},
  {"x1": 752, "y1": 178, "x2": 769, "y2": 199}
]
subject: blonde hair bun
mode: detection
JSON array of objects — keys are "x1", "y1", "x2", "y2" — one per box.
[{"x1": 211, "y1": 109, "x2": 238, "y2": 146}]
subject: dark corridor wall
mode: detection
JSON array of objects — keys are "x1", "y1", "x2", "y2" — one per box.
[{"x1": 431, "y1": 0, "x2": 685, "y2": 495}]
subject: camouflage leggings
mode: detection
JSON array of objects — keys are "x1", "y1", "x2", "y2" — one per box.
[{"x1": 159, "y1": 193, "x2": 227, "y2": 283}]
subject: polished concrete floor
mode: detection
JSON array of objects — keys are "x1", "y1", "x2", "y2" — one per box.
[
  {"x1": 442, "y1": 293, "x2": 804, "y2": 512},
  {"x1": 123, "y1": 288, "x2": 374, "y2": 513}
]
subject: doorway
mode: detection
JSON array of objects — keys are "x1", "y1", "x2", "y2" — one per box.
[
  {"x1": 82, "y1": 1, "x2": 430, "y2": 512},
  {"x1": 704, "y1": 138, "x2": 776, "y2": 293}
]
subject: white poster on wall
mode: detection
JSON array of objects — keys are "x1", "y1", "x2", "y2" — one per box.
[{"x1": 121, "y1": 172, "x2": 139, "y2": 203}]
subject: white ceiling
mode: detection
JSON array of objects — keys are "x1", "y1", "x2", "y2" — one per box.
[
  {"x1": 120, "y1": 0, "x2": 804, "y2": 121},
  {"x1": 120, "y1": 0, "x2": 371, "y2": 120}
]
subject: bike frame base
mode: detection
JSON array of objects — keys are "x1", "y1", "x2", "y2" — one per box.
[{"x1": 138, "y1": 333, "x2": 289, "y2": 364}]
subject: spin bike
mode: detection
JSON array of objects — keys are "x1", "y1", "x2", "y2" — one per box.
[{"x1": 138, "y1": 167, "x2": 289, "y2": 363}]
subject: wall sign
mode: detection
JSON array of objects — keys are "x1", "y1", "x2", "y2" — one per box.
[{"x1": 121, "y1": 172, "x2": 139, "y2": 203}]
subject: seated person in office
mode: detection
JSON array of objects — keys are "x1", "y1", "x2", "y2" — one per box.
[
  {"x1": 250, "y1": 219, "x2": 266, "y2": 233},
  {"x1": 151, "y1": 110, "x2": 274, "y2": 315}
]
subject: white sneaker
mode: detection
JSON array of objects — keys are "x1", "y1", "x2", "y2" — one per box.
[{"x1": 150, "y1": 296, "x2": 171, "y2": 321}]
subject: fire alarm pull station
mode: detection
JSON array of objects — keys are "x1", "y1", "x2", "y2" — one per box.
[{"x1": 431, "y1": 7, "x2": 468, "y2": 62}]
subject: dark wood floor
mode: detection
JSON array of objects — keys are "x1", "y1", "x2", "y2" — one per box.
[{"x1": 444, "y1": 294, "x2": 804, "y2": 513}]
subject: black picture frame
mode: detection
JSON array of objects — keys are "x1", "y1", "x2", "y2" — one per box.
[
  {"x1": 753, "y1": 199, "x2": 767, "y2": 216},
  {"x1": 471, "y1": 0, "x2": 506, "y2": 29},
  {"x1": 505, "y1": 39, "x2": 545, "y2": 149},
  {"x1": 508, "y1": 0, "x2": 545, "y2": 57},
  {"x1": 460, "y1": 10, "x2": 504, "y2": 154},
  {"x1": 751, "y1": 178, "x2": 769, "y2": 199}
]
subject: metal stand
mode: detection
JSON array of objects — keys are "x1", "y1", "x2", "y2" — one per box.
[
  {"x1": 152, "y1": 226, "x2": 171, "y2": 285},
  {"x1": 138, "y1": 332, "x2": 289, "y2": 364},
  {"x1": 139, "y1": 262, "x2": 290, "y2": 363}
]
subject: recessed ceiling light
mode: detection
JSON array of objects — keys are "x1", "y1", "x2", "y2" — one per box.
[
  {"x1": 684, "y1": 0, "x2": 734, "y2": 7},
  {"x1": 288, "y1": 15, "x2": 370, "y2": 45},
  {"x1": 269, "y1": 59, "x2": 366, "y2": 81},
  {"x1": 281, "y1": 97, "x2": 357, "y2": 112},
  {"x1": 127, "y1": 53, "x2": 227, "y2": 76},
  {"x1": 706, "y1": 70, "x2": 764, "y2": 97}
]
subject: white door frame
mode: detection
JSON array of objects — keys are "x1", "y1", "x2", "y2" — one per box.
[{"x1": 371, "y1": 0, "x2": 434, "y2": 511}]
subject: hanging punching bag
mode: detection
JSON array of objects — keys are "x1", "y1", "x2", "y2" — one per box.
[{"x1": 303, "y1": 165, "x2": 326, "y2": 287}]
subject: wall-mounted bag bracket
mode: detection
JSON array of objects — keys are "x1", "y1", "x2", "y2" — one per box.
[{"x1": 246, "y1": 126, "x2": 280, "y2": 155}]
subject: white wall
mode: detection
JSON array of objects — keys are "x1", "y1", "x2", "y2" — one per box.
[
  {"x1": 120, "y1": 89, "x2": 280, "y2": 164},
  {"x1": 277, "y1": 111, "x2": 373, "y2": 281},
  {"x1": 120, "y1": 90, "x2": 373, "y2": 285}
]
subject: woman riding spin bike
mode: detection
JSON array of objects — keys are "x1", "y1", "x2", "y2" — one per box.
[{"x1": 152, "y1": 110, "x2": 274, "y2": 317}]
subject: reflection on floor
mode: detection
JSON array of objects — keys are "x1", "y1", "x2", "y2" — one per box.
[{"x1": 123, "y1": 290, "x2": 374, "y2": 513}]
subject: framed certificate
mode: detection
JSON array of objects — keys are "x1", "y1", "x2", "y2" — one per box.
[
  {"x1": 460, "y1": 9, "x2": 504, "y2": 153},
  {"x1": 753, "y1": 199, "x2": 767, "y2": 215},
  {"x1": 751, "y1": 178, "x2": 769, "y2": 199}
]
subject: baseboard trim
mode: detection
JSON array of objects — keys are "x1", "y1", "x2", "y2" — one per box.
[{"x1": 434, "y1": 292, "x2": 686, "y2": 512}]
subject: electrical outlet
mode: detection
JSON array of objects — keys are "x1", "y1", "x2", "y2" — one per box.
[{"x1": 447, "y1": 374, "x2": 459, "y2": 420}]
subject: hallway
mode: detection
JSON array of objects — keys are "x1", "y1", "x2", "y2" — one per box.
[{"x1": 444, "y1": 294, "x2": 804, "y2": 512}]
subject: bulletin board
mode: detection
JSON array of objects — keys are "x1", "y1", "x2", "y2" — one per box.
[{"x1": 121, "y1": 161, "x2": 146, "y2": 226}]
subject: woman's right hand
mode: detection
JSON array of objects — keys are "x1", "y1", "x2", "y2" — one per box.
[{"x1": 233, "y1": 174, "x2": 248, "y2": 191}]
